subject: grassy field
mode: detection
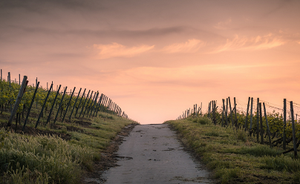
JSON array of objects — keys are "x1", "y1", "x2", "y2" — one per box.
[
  {"x1": 0, "y1": 111, "x2": 138, "y2": 184},
  {"x1": 165, "y1": 116, "x2": 300, "y2": 184}
]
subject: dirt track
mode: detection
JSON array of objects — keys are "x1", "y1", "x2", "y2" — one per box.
[{"x1": 100, "y1": 124, "x2": 212, "y2": 184}]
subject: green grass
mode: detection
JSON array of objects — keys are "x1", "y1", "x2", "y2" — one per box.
[
  {"x1": 0, "y1": 111, "x2": 138, "y2": 184},
  {"x1": 165, "y1": 116, "x2": 300, "y2": 184}
]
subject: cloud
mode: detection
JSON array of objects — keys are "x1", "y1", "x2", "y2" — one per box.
[
  {"x1": 213, "y1": 34, "x2": 285, "y2": 53},
  {"x1": 214, "y1": 19, "x2": 232, "y2": 30},
  {"x1": 161, "y1": 39, "x2": 205, "y2": 53},
  {"x1": 93, "y1": 42, "x2": 154, "y2": 59}
]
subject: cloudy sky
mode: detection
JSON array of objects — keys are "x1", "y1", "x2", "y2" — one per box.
[{"x1": 1, "y1": 0, "x2": 300, "y2": 123}]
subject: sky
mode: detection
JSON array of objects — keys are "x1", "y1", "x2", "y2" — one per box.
[{"x1": 1, "y1": 0, "x2": 300, "y2": 124}]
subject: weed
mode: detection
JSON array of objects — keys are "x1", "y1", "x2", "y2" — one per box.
[
  {"x1": 197, "y1": 117, "x2": 212, "y2": 125},
  {"x1": 205, "y1": 130, "x2": 219, "y2": 137},
  {"x1": 236, "y1": 130, "x2": 247, "y2": 142},
  {"x1": 293, "y1": 171, "x2": 300, "y2": 183},
  {"x1": 239, "y1": 145, "x2": 280, "y2": 157},
  {"x1": 261, "y1": 155, "x2": 300, "y2": 172},
  {"x1": 215, "y1": 167, "x2": 240, "y2": 184}
]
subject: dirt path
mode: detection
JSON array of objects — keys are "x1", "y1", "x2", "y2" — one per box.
[{"x1": 100, "y1": 124, "x2": 212, "y2": 184}]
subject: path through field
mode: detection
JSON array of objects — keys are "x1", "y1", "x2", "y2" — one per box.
[{"x1": 101, "y1": 124, "x2": 212, "y2": 184}]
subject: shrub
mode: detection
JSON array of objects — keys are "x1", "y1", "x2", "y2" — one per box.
[
  {"x1": 193, "y1": 117, "x2": 212, "y2": 125},
  {"x1": 215, "y1": 167, "x2": 240, "y2": 184},
  {"x1": 236, "y1": 130, "x2": 247, "y2": 142}
]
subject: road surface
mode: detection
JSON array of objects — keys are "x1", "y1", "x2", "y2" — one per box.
[{"x1": 102, "y1": 124, "x2": 212, "y2": 184}]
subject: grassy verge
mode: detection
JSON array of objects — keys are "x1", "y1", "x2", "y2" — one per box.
[
  {"x1": 0, "y1": 112, "x2": 138, "y2": 184},
  {"x1": 165, "y1": 116, "x2": 300, "y2": 184}
]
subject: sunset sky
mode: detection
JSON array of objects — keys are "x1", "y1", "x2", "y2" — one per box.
[{"x1": 1, "y1": 0, "x2": 300, "y2": 124}]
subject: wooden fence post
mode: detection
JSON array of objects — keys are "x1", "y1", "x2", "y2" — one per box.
[
  {"x1": 222, "y1": 99, "x2": 225, "y2": 126},
  {"x1": 249, "y1": 97, "x2": 254, "y2": 135},
  {"x1": 82, "y1": 91, "x2": 94, "y2": 118},
  {"x1": 228, "y1": 97, "x2": 233, "y2": 126},
  {"x1": 256, "y1": 98, "x2": 260, "y2": 142},
  {"x1": 245, "y1": 97, "x2": 250, "y2": 131},
  {"x1": 53, "y1": 87, "x2": 67, "y2": 124},
  {"x1": 35, "y1": 83, "x2": 53, "y2": 128},
  {"x1": 88, "y1": 92, "x2": 99, "y2": 117},
  {"x1": 79, "y1": 90, "x2": 90, "y2": 118},
  {"x1": 207, "y1": 101, "x2": 212, "y2": 118},
  {"x1": 7, "y1": 76, "x2": 28, "y2": 127},
  {"x1": 99, "y1": 94, "x2": 105, "y2": 112},
  {"x1": 8, "y1": 72, "x2": 12, "y2": 112},
  {"x1": 46, "y1": 85, "x2": 61, "y2": 125},
  {"x1": 74, "y1": 88, "x2": 86, "y2": 117},
  {"x1": 22, "y1": 82, "x2": 40, "y2": 131},
  {"x1": 290, "y1": 101, "x2": 297, "y2": 157},
  {"x1": 225, "y1": 99, "x2": 228, "y2": 126},
  {"x1": 69, "y1": 88, "x2": 82, "y2": 121},
  {"x1": 62, "y1": 87, "x2": 76, "y2": 122},
  {"x1": 283, "y1": 98, "x2": 287, "y2": 150},
  {"x1": 234, "y1": 97, "x2": 237, "y2": 128},
  {"x1": 259, "y1": 102, "x2": 264, "y2": 144},
  {"x1": 95, "y1": 93, "x2": 103, "y2": 116},
  {"x1": 212, "y1": 101, "x2": 216, "y2": 125},
  {"x1": 263, "y1": 102, "x2": 272, "y2": 147}
]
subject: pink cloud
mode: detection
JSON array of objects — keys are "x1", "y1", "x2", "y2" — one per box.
[
  {"x1": 213, "y1": 34, "x2": 285, "y2": 53},
  {"x1": 161, "y1": 39, "x2": 205, "y2": 53},
  {"x1": 93, "y1": 42, "x2": 155, "y2": 59}
]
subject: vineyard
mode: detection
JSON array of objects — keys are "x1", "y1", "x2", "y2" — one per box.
[
  {"x1": 0, "y1": 70, "x2": 128, "y2": 131},
  {"x1": 163, "y1": 98, "x2": 300, "y2": 183},
  {"x1": 177, "y1": 97, "x2": 300, "y2": 157},
  {"x1": 0, "y1": 70, "x2": 136, "y2": 184}
]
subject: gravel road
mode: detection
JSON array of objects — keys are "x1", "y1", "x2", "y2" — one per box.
[{"x1": 102, "y1": 124, "x2": 212, "y2": 184}]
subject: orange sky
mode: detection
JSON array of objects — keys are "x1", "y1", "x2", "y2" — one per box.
[{"x1": 1, "y1": 0, "x2": 300, "y2": 124}]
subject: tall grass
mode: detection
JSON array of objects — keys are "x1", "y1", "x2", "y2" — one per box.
[
  {"x1": 165, "y1": 116, "x2": 300, "y2": 184},
  {"x1": 0, "y1": 110, "x2": 137, "y2": 183},
  {"x1": 0, "y1": 128, "x2": 95, "y2": 184}
]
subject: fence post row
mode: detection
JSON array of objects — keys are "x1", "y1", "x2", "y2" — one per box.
[
  {"x1": 1, "y1": 70, "x2": 129, "y2": 130},
  {"x1": 176, "y1": 96, "x2": 300, "y2": 157}
]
